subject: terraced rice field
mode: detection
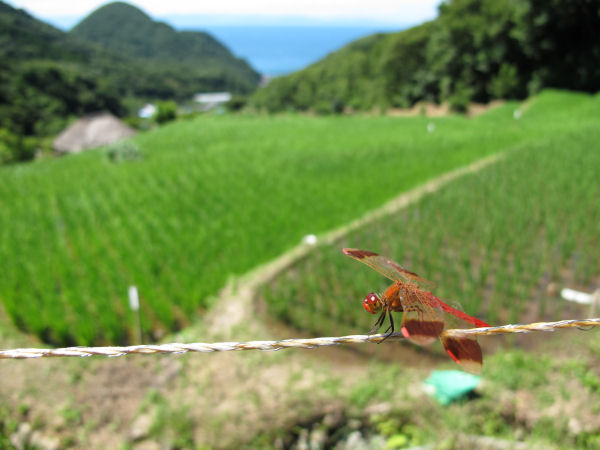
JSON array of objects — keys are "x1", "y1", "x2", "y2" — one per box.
[
  {"x1": 261, "y1": 91, "x2": 600, "y2": 337},
  {"x1": 0, "y1": 90, "x2": 597, "y2": 345}
]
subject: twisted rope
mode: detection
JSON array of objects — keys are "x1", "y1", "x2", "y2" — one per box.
[
  {"x1": 1, "y1": 318, "x2": 598, "y2": 359},
  {"x1": 442, "y1": 318, "x2": 600, "y2": 337}
]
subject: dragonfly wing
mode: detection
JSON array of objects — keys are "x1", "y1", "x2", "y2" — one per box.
[
  {"x1": 440, "y1": 300, "x2": 485, "y2": 374},
  {"x1": 441, "y1": 334, "x2": 483, "y2": 374},
  {"x1": 399, "y1": 289, "x2": 445, "y2": 346},
  {"x1": 343, "y1": 248, "x2": 435, "y2": 289}
]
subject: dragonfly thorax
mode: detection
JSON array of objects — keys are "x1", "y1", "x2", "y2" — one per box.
[{"x1": 363, "y1": 292, "x2": 382, "y2": 314}]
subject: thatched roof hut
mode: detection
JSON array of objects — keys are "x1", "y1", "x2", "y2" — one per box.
[{"x1": 53, "y1": 112, "x2": 136, "y2": 154}]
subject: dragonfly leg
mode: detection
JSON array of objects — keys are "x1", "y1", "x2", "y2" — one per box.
[
  {"x1": 369, "y1": 311, "x2": 387, "y2": 334},
  {"x1": 379, "y1": 312, "x2": 395, "y2": 343}
]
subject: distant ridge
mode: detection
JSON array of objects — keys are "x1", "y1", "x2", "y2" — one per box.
[
  {"x1": 71, "y1": 2, "x2": 260, "y2": 90},
  {"x1": 72, "y1": 1, "x2": 259, "y2": 84}
]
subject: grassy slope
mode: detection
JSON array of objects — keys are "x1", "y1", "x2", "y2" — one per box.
[
  {"x1": 0, "y1": 90, "x2": 595, "y2": 346},
  {"x1": 262, "y1": 90, "x2": 600, "y2": 336}
]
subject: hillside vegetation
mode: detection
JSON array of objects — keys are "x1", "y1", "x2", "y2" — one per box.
[
  {"x1": 0, "y1": 90, "x2": 597, "y2": 346},
  {"x1": 71, "y1": 2, "x2": 259, "y2": 95},
  {"x1": 0, "y1": 1, "x2": 259, "y2": 163},
  {"x1": 252, "y1": 0, "x2": 600, "y2": 113},
  {"x1": 0, "y1": 1, "x2": 126, "y2": 158}
]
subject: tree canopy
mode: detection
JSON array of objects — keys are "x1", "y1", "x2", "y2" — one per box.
[{"x1": 251, "y1": 0, "x2": 600, "y2": 113}]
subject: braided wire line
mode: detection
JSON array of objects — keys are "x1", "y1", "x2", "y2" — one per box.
[
  {"x1": 442, "y1": 318, "x2": 600, "y2": 337},
  {"x1": 1, "y1": 318, "x2": 598, "y2": 359},
  {"x1": 0, "y1": 334, "x2": 399, "y2": 359}
]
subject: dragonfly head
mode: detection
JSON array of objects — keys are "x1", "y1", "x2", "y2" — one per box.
[{"x1": 363, "y1": 292, "x2": 382, "y2": 314}]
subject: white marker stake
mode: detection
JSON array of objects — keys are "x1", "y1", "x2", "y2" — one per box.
[
  {"x1": 128, "y1": 286, "x2": 140, "y2": 310},
  {"x1": 561, "y1": 288, "x2": 600, "y2": 317},
  {"x1": 302, "y1": 234, "x2": 318, "y2": 245},
  {"x1": 561, "y1": 288, "x2": 592, "y2": 304},
  {"x1": 128, "y1": 286, "x2": 143, "y2": 344}
]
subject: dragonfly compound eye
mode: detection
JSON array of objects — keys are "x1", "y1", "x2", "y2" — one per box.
[{"x1": 363, "y1": 293, "x2": 382, "y2": 314}]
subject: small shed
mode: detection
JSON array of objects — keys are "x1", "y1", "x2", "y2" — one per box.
[{"x1": 53, "y1": 112, "x2": 136, "y2": 154}]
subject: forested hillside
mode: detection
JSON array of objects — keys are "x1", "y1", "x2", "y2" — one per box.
[
  {"x1": 0, "y1": 1, "x2": 259, "y2": 164},
  {"x1": 71, "y1": 2, "x2": 260, "y2": 94},
  {"x1": 0, "y1": 1, "x2": 126, "y2": 159},
  {"x1": 252, "y1": 0, "x2": 600, "y2": 113}
]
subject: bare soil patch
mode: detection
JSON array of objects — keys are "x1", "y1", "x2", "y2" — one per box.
[{"x1": 387, "y1": 100, "x2": 504, "y2": 118}]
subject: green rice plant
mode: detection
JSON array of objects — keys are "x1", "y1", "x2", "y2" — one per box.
[
  {"x1": 261, "y1": 91, "x2": 600, "y2": 336},
  {"x1": 0, "y1": 91, "x2": 598, "y2": 345}
]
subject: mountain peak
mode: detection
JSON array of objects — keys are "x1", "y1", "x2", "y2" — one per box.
[
  {"x1": 75, "y1": 2, "x2": 153, "y2": 28},
  {"x1": 70, "y1": 1, "x2": 256, "y2": 72},
  {"x1": 70, "y1": 1, "x2": 259, "y2": 87},
  {"x1": 71, "y1": 2, "x2": 161, "y2": 58}
]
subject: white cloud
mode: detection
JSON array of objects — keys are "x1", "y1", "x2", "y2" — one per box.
[{"x1": 6, "y1": 0, "x2": 440, "y2": 24}]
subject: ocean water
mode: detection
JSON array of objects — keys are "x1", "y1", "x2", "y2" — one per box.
[
  {"x1": 44, "y1": 12, "x2": 402, "y2": 77},
  {"x1": 198, "y1": 26, "x2": 400, "y2": 76}
]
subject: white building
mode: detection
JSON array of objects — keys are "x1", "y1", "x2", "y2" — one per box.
[
  {"x1": 138, "y1": 103, "x2": 157, "y2": 119},
  {"x1": 193, "y1": 92, "x2": 232, "y2": 111}
]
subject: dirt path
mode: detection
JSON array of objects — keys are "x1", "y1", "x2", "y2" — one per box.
[{"x1": 387, "y1": 100, "x2": 504, "y2": 118}]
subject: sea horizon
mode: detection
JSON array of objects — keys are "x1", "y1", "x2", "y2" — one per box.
[
  {"x1": 195, "y1": 25, "x2": 402, "y2": 76},
  {"x1": 31, "y1": 10, "x2": 412, "y2": 77}
]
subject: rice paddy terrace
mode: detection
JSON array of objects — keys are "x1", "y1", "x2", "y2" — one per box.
[{"x1": 0, "y1": 90, "x2": 598, "y2": 346}]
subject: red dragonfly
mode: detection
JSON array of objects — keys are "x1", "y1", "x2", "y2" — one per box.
[{"x1": 343, "y1": 248, "x2": 490, "y2": 373}]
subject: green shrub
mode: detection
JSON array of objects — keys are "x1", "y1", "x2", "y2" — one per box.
[
  {"x1": 123, "y1": 115, "x2": 143, "y2": 130},
  {"x1": 0, "y1": 128, "x2": 38, "y2": 164},
  {"x1": 106, "y1": 140, "x2": 142, "y2": 163},
  {"x1": 448, "y1": 83, "x2": 473, "y2": 113},
  {"x1": 490, "y1": 64, "x2": 520, "y2": 99},
  {"x1": 154, "y1": 101, "x2": 177, "y2": 124},
  {"x1": 226, "y1": 95, "x2": 247, "y2": 112}
]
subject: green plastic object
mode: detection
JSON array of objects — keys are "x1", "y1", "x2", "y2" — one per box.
[{"x1": 422, "y1": 370, "x2": 481, "y2": 405}]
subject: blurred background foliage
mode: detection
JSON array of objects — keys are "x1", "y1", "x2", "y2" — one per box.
[
  {"x1": 0, "y1": 1, "x2": 259, "y2": 164},
  {"x1": 251, "y1": 0, "x2": 600, "y2": 112},
  {"x1": 2, "y1": 0, "x2": 599, "y2": 164}
]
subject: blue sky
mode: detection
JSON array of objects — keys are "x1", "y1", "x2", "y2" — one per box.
[{"x1": 6, "y1": 0, "x2": 441, "y2": 29}]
